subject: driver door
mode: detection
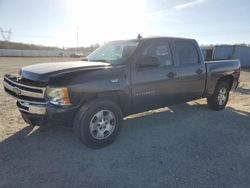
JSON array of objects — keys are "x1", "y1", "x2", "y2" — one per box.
[{"x1": 131, "y1": 40, "x2": 179, "y2": 113}]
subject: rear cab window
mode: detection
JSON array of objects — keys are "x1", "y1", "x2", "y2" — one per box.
[{"x1": 174, "y1": 40, "x2": 200, "y2": 66}]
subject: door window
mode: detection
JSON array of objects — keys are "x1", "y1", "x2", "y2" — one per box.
[
  {"x1": 175, "y1": 41, "x2": 199, "y2": 65},
  {"x1": 141, "y1": 42, "x2": 173, "y2": 67}
]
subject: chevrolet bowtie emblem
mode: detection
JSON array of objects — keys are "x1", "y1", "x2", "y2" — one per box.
[{"x1": 13, "y1": 87, "x2": 21, "y2": 95}]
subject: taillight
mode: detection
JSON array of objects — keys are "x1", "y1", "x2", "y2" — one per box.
[{"x1": 235, "y1": 67, "x2": 241, "y2": 77}]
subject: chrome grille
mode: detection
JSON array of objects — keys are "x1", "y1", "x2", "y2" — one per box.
[{"x1": 3, "y1": 74, "x2": 47, "y2": 115}]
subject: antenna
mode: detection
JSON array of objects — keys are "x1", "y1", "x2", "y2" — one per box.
[
  {"x1": 76, "y1": 26, "x2": 79, "y2": 53},
  {"x1": 0, "y1": 27, "x2": 12, "y2": 41},
  {"x1": 137, "y1": 33, "x2": 142, "y2": 39}
]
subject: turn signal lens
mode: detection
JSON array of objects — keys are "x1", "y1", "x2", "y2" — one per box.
[{"x1": 47, "y1": 87, "x2": 72, "y2": 106}]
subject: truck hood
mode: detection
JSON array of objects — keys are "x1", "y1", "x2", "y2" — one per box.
[{"x1": 20, "y1": 61, "x2": 110, "y2": 82}]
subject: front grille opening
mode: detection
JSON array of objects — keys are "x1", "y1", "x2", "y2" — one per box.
[
  {"x1": 4, "y1": 78, "x2": 43, "y2": 94},
  {"x1": 5, "y1": 88, "x2": 46, "y2": 103},
  {"x1": 17, "y1": 102, "x2": 29, "y2": 111}
]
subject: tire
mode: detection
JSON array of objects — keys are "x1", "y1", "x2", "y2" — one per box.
[
  {"x1": 207, "y1": 82, "x2": 230, "y2": 111},
  {"x1": 73, "y1": 99, "x2": 122, "y2": 149}
]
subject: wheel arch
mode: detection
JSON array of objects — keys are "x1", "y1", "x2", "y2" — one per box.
[
  {"x1": 217, "y1": 75, "x2": 234, "y2": 91},
  {"x1": 78, "y1": 91, "x2": 130, "y2": 117}
]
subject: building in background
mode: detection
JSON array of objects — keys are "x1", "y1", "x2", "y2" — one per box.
[{"x1": 201, "y1": 45, "x2": 250, "y2": 67}]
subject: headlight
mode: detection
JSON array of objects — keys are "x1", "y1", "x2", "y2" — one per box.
[{"x1": 46, "y1": 87, "x2": 71, "y2": 105}]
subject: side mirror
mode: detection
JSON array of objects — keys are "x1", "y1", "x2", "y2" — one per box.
[{"x1": 139, "y1": 56, "x2": 160, "y2": 67}]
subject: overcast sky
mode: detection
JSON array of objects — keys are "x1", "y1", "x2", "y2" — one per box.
[{"x1": 0, "y1": 0, "x2": 250, "y2": 47}]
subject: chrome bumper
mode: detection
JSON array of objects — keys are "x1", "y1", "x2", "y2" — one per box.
[
  {"x1": 3, "y1": 74, "x2": 47, "y2": 115},
  {"x1": 16, "y1": 101, "x2": 46, "y2": 115}
]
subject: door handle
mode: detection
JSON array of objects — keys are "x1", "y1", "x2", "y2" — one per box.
[
  {"x1": 195, "y1": 69, "x2": 203, "y2": 75},
  {"x1": 166, "y1": 72, "x2": 176, "y2": 78}
]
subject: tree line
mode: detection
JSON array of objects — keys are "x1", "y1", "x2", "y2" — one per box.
[{"x1": 0, "y1": 41, "x2": 100, "y2": 51}]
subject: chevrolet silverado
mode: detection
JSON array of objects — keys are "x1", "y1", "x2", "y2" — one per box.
[{"x1": 3, "y1": 37, "x2": 241, "y2": 148}]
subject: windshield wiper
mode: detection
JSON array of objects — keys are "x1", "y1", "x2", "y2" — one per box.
[{"x1": 81, "y1": 58, "x2": 89, "y2": 61}]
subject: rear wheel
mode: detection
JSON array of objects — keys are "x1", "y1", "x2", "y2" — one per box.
[
  {"x1": 74, "y1": 99, "x2": 122, "y2": 149},
  {"x1": 207, "y1": 82, "x2": 229, "y2": 111}
]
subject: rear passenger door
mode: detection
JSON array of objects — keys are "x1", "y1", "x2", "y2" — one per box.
[{"x1": 173, "y1": 40, "x2": 206, "y2": 101}]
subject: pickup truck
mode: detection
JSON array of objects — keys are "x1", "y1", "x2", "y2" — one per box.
[{"x1": 3, "y1": 37, "x2": 240, "y2": 148}]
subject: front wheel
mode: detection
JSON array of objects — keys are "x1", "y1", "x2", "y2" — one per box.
[
  {"x1": 74, "y1": 100, "x2": 122, "y2": 149},
  {"x1": 207, "y1": 82, "x2": 230, "y2": 111}
]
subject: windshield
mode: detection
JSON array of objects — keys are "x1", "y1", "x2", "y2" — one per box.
[{"x1": 86, "y1": 41, "x2": 139, "y2": 64}]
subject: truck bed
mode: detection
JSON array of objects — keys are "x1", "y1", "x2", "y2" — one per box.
[{"x1": 204, "y1": 59, "x2": 241, "y2": 96}]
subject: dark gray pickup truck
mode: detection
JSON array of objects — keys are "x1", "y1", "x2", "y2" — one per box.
[{"x1": 3, "y1": 37, "x2": 240, "y2": 148}]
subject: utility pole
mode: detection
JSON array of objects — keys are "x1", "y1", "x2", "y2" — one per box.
[{"x1": 0, "y1": 27, "x2": 12, "y2": 41}]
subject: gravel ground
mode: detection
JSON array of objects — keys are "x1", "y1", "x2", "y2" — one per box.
[{"x1": 0, "y1": 57, "x2": 249, "y2": 188}]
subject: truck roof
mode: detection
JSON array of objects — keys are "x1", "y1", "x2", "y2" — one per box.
[{"x1": 109, "y1": 36, "x2": 196, "y2": 43}]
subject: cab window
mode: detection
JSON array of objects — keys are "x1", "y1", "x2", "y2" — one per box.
[
  {"x1": 141, "y1": 42, "x2": 173, "y2": 67},
  {"x1": 175, "y1": 41, "x2": 199, "y2": 66}
]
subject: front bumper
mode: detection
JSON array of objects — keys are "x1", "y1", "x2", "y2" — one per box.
[
  {"x1": 16, "y1": 101, "x2": 46, "y2": 115},
  {"x1": 20, "y1": 104, "x2": 79, "y2": 126}
]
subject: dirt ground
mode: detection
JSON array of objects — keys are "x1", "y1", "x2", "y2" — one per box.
[{"x1": 0, "y1": 57, "x2": 250, "y2": 188}]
